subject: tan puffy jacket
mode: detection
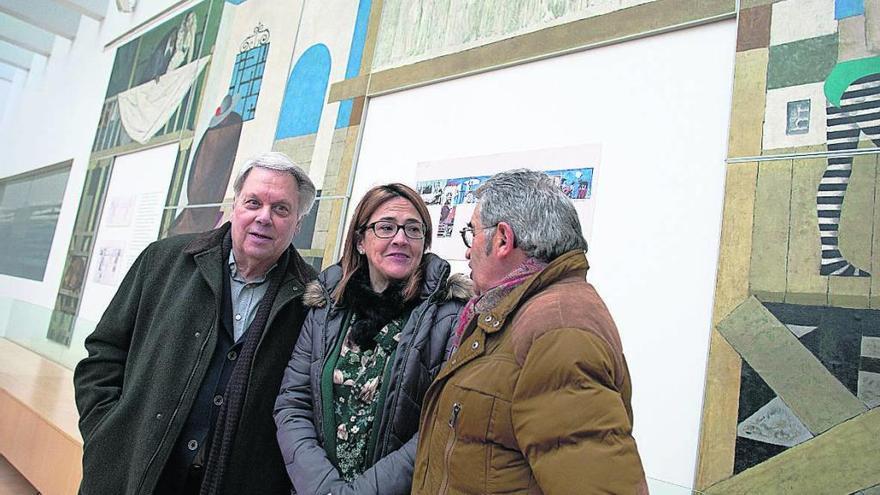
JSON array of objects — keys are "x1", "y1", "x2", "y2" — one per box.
[{"x1": 411, "y1": 250, "x2": 648, "y2": 495}]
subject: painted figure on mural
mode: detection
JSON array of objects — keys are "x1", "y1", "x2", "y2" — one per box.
[
  {"x1": 818, "y1": 0, "x2": 880, "y2": 276},
  {"x1": 140, "y1": 11, "x2": 199, "y2": 84},
  {"x1": 168, "y1": 94, "x2": 244, "y2": 236}
]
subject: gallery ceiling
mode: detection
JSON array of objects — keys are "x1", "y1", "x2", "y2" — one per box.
[{"x1": 0, "y1": 0, "x2": 109, "y2": 77}]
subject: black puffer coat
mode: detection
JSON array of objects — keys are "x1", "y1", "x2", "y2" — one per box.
[{"x1": 273, "y1": 253, "x2": 471, "y2": 495}]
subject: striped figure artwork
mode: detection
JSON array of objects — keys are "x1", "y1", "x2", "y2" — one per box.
[
  {"x1": 819, "y1": 66, "x2": 880, "y2": 276},
  {"x1": 816, "y1": 0, "x2": 879, "y2": 277}
]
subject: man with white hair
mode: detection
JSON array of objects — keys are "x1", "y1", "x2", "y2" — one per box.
[
  {"x1": 412, "y1": 169, "x2": 647, "y2": 494},
  {"x1": 74, "y1": 152, "x2": 317, "y2": 495}
]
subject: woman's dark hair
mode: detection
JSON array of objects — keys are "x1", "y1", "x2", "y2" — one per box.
[{"x1": 333, "y1": 183, "x2": 433, "y2": 304}]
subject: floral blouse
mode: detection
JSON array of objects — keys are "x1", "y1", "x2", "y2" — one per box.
[{"x1": 330, "y1": 315, "x2": 404, "y2": 481}]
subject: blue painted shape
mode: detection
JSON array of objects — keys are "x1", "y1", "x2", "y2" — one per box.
[
  {"x1": 228, "y1": 44, "x2": 268, "y2": 121},
  {"x1": 336, "y1": 99, "x2": 354, "y2": 129},
  {"x1": 835, "y1": 0, "x2": 864, "y2": 19},
  {"x1": 275, "y1": 44, "x2": 332, "y2": 139},
  {"x1": 226, "y1": 0, "x2": 248, "y2": 4},
  {"x1": 336, "y1": 0, "x2": 371, "y2": 129}
]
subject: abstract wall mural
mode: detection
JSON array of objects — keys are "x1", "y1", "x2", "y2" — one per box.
[
  {"x1": 272, "y1": 0, "x2": 377, "y2": 270},
  {"x1": 698, "y1": 0, "x2": 880, "y2": 492},
  {"x1": 162, "y1": 0, "x2": 304, "y2": 240},
  {"x1": 166, "y1": 93, "x2": 242, "y2": 236},
  {"x1": 47, "y1": 0, "x2": 225, "y2": 345},
  {"x1": 371, "y1": 0, "x2": 657, "y2": 70},
  {"x1": 228, "y1": 23, "x2": 270, "y2": 121}
]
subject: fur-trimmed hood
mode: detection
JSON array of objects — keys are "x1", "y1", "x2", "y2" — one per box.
[{"x1": 303, "y1": 254, "x2": 473, "y2": 309}]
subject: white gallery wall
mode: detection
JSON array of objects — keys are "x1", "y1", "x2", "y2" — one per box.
[{"x1": 351, "y1": 19, "x2": 737, "y2": 488}]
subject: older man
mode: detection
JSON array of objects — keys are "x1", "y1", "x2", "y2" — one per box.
[
  {"x1": 412, "y1": 169, "x2": 647, "y2": 494},
  {"x1": 74, "y1": 152, "x2": 317, "y2": 495}
]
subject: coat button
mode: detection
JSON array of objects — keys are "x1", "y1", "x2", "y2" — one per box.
[
  {"x1": 484, "y1": 315, "x2": 492, "y2": 322},
  {"x1": 492, "y1": 321, "x2": 500, "y2": 327},
  {"x1": 234, "y1": 314, "x2": 242, "y2": 321},
  {"x1": 187, "y1": 439, "x2": 199, "y2": 451},
  {"x1": 471, "y1": 341, "x2": 479, "y2": 349},
  {"x1": 213, "y1": 395, "x2": 224, "y2": 406},
  {"x1": 194, "y1": 331, "x2": 201, "y2": 338},
  {"x1": 227, "y1": 350, "x2": 237, "y2": 361},
  {"x1": 155, "y1": 413, "x2": 163, "y2": 420}
]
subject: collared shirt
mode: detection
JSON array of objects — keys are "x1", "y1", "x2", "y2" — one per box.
[{"x1": 228, "y1": 251, "x2": 275, "y2": 342}]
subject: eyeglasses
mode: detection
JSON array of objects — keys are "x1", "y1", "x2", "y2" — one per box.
[
  {"x1": 362, "y1": 221, "x2": 426, "y2": 239},
  {"x1": 459, "y1": 223, "x2": 497, "y2": 248}
]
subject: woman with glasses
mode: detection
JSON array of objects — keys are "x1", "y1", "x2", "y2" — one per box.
[{"x1": 274, "y1": 183, "x2": 471, "y2": 494}]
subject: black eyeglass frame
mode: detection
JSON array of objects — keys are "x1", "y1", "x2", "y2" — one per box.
[
  {"x1": 459, "y1": 223, "x2": 499, "y2": 248},
  {"x1": 361, "y1": 221, "x2": 427, "y2": 239}
]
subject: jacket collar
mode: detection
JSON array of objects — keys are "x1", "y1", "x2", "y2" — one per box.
[
  {"x1": 475, "y1": 250, "x2": 589, "y2": 335},
  {"x1": 184, "y1": 222, "x2": 316, "y2": 303}
]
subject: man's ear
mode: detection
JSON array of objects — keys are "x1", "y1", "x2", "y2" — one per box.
[{"x1": 494, "y1": 222, "x2": 516, "y2": 257}]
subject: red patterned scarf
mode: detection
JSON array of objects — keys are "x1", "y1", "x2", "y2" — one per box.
[{"x1": 452, "y1": 257, "x2": 548, "y2": 350}]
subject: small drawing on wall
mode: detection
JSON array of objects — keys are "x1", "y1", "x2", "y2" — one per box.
[
  {"x1": 93, "y1": 243, "x2": 124, "y2": 286},
  {"x1": 547, "y1": 167, "x2": 594, "y2": 199},
  {"x1": 438, "y1": 205, "x2": 456, "y2": 238},
  {"x1": 416, "y1": 145, "x2": 601, "y2": 265},
  {"x1": 786, "y1": 99, "x2": 811, "y2": 135},
  {"x1": 418, "y1": 179, "x2": 445, "y2": 205},
  {"x1": 105, "y1": 196, "x2": 135, "y2": 227}
]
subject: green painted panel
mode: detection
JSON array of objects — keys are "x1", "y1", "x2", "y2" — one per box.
[
  {"x1": 870, "y1": 155, "x2": 880, "y2": 309},
  {"x1": 786, "y1": 158, "x2": 829, "y2": 305},
  {"x1": 750, "y1": 160, "x2": 792, "y2": 302},
  {"x1": 767, "y1": 34, "x2": 838, "y2": 90},
  {"x1": 717, "y1": 297, "x2": 865, "y2": 434}
]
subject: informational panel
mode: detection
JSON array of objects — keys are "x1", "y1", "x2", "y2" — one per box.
[
  {"x1": 78, "y1": 143, "x2": 179, "y2": 323},
  {"x1": 351, "y1": 20, "x2": 737, "y2": 488},
  {"x1": 415, "y1": 145, "x2": 600, "y2": 274}
]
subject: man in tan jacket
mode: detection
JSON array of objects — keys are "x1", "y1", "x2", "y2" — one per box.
[{"x1": 411, "y1": 169, "x2": 647, "y2": 494}]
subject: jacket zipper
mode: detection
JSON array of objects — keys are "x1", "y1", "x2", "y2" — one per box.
[
  {"x1": 438, "y1": 402, "x2": 461, "y2": 495},
  {"x1": 375, "y1": 304, "x2": 430, "y2": 459},
  {"x1": 135, "y1": 320, "x2": 215, "y2": 494},
  {"x1": 376, "y1": 262, "x2": 448, "y2": 457}
]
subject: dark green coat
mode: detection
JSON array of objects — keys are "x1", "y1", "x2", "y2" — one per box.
[{"x1": 74, "y1": 223, "x2": 315, "y2": 495}]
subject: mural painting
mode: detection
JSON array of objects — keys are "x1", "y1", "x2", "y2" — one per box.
[
  {"x1": 272, "y1": 0, "x2": 377, "y2": 270},
  {"x1": 698, "y1": 0, "x2": 880, "y2": 492},
  {"x1": 45, "y1": 0, "x2": 376, "y2": 344},
  {"x1": 47, "y1": 0, "x2": 225, "y2": 345}
]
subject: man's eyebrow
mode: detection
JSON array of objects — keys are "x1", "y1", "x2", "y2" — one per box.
[{"x1": 466, "y1": 222, "x2": 474, "y2": 228}]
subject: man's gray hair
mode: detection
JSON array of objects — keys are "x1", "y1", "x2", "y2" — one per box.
[
  {"x1": 476, "y1": 169, "x2": 588, "y2": 262},
  {"x1": 232, "y1": 152, "x2": 317, "y2": 219}
]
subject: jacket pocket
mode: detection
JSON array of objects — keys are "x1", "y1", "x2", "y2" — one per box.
[
  {"x1": 82, "y1": 398, "x2": 119, "y2": 443},
  {"x1": 446, "y1": 356, "x2": 531, "y2": 494},
  {"x1": 80, "y1": 399, "x2": 128, "y2": 494}
]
